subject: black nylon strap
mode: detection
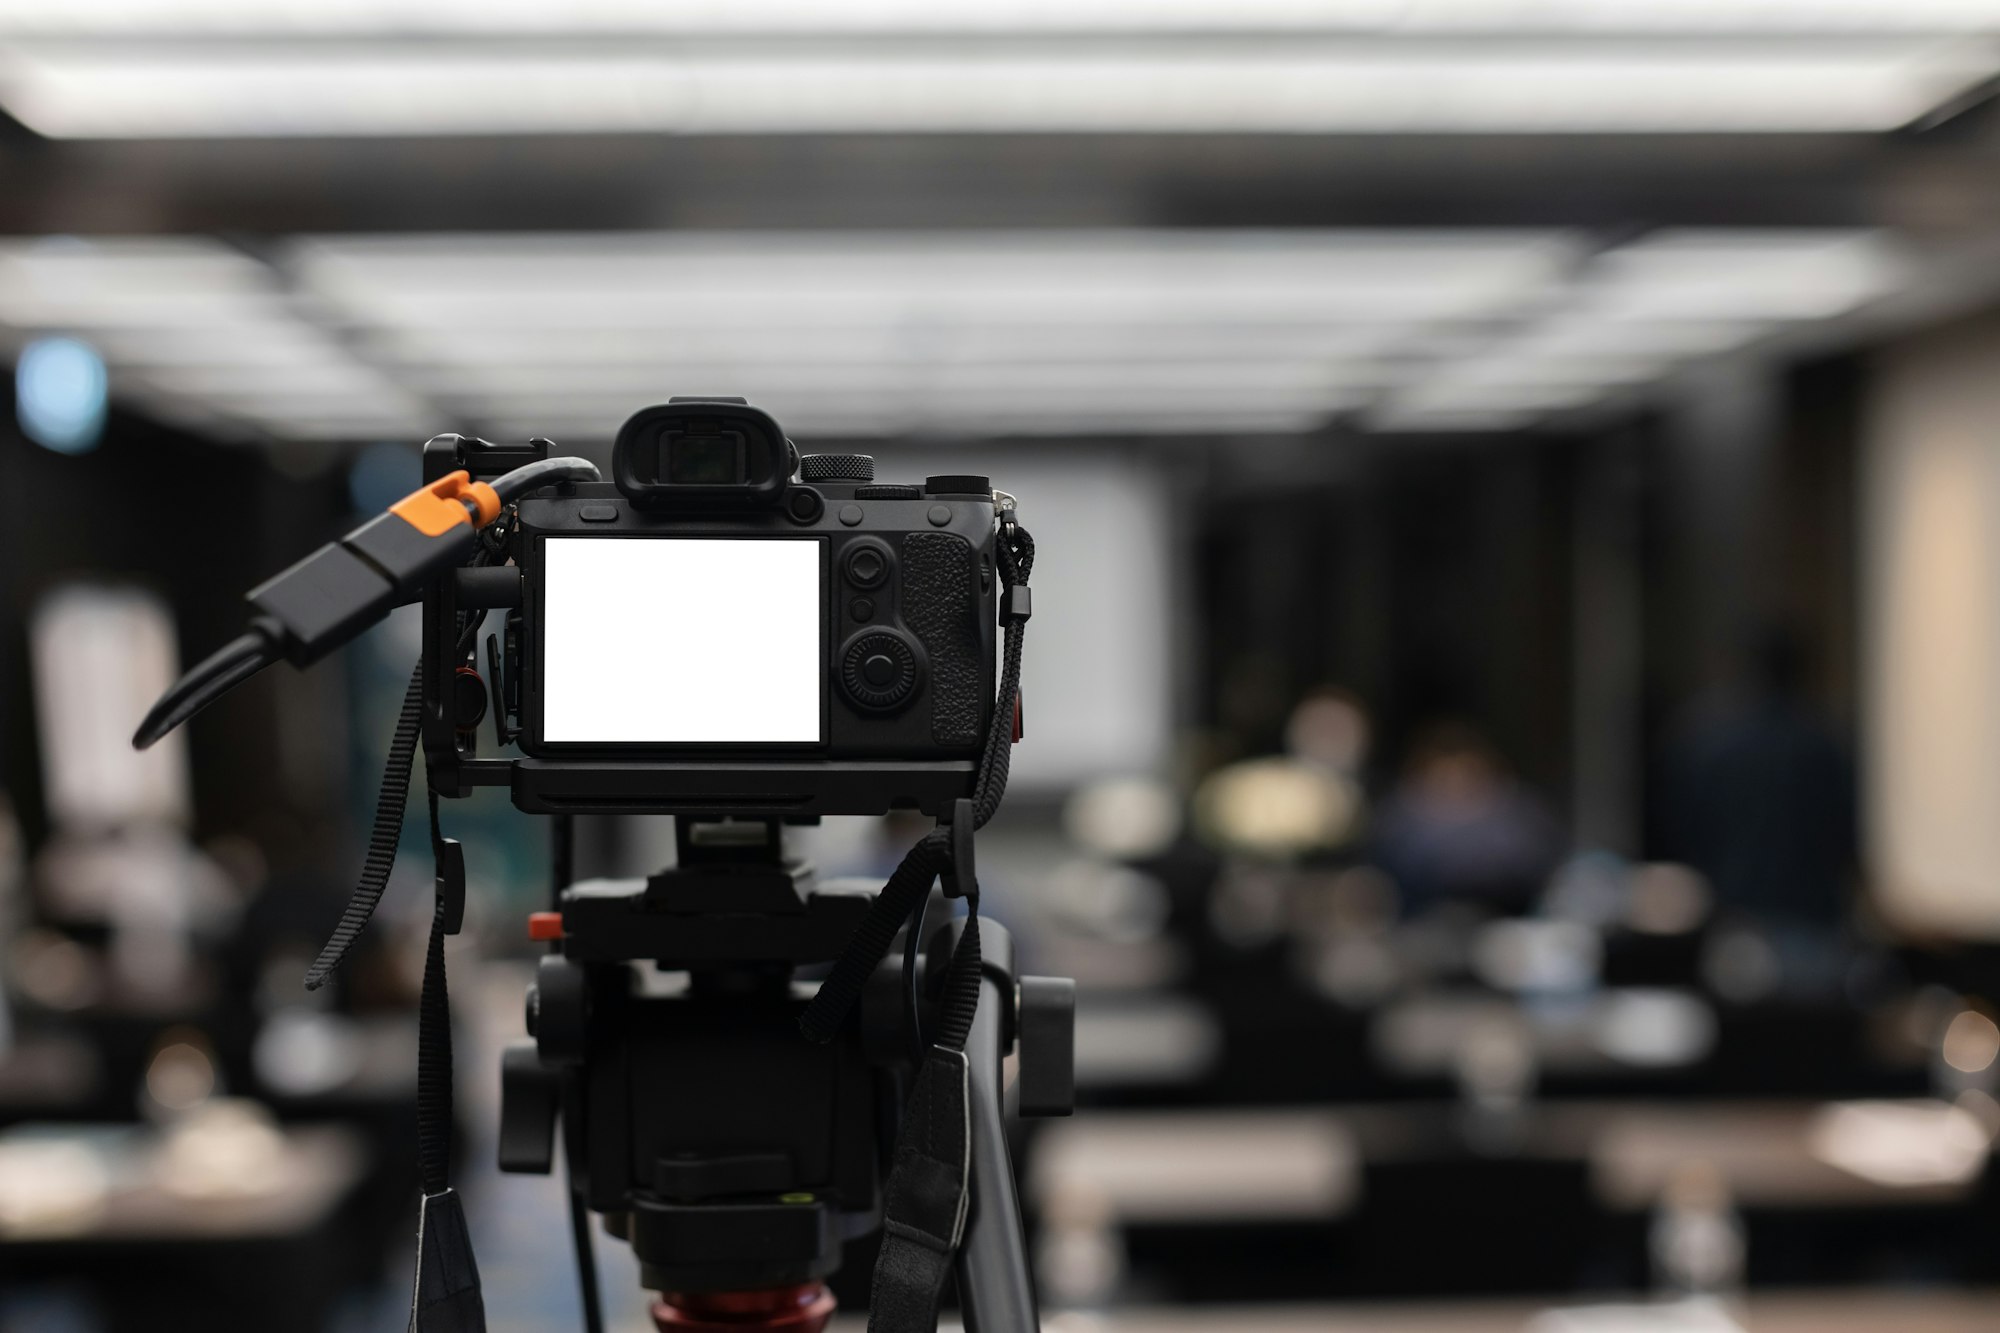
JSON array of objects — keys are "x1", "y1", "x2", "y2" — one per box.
[
  {"x1": 932, "y1": 910, "x2": 982, "y2": 1054},
  {"x1": 411, "y1": 790, "x2": 485, "y2": 1331},
  {"x1": 418, "y1": 789, "x2": 454, "y2": 1196},
  {"x1": 867, "y1": 1049, "x2": 972, "y2": 1333},
  {"x1": 799, "y1": 832, "x2": 948, "y2": 1044},
  {"x1": 305, "y1": 663, "x2": 425, "y2": 990}
]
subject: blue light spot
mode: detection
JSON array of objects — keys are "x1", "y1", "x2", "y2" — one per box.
[{"x1": 17, "y1": 337, "x2": 109, "y2": 455}]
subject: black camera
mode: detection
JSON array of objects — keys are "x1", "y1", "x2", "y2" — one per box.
[
  {"x1": 424, "y1": 399, "x2": 1012, "y2": 818},
  {"x1": 517, "y1": 397, "x2": 998, "y2": 761}
]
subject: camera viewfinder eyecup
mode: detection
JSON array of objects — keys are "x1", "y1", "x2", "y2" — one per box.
[{"x1": 613, "y1": 399, "x2": 796, "y2": 510}]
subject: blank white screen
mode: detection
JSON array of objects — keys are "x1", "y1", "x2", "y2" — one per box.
[{"x1": 540, "y1": 537, "x2": 822, "y2": 744}]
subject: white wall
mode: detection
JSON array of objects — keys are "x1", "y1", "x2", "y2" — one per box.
[{"x1": 1864, "y1": 311, "x2": 2000, "y2": 938}]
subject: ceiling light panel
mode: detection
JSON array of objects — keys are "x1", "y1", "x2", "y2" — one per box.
[
  {"x1": 1571, "y1": 230, "x2": 1904, "y2": 321},
  {"x1": 0, "y1": 239, "x2": 290, "y2": 326},
  {"x1": 293, "y1": 232, "x2": 1576, "y2": 325},
  {"x1": 0, "y1": 237, "x2": 436, "y2": 439},
  {"x1": 282, "y1": 229, "x2": 1894, "y2": 436},
  {"x1": 359, "y1": 325, "x2": 1404, "y2": 370},
  {"x1": 90, "y1": 324, "x2": 371, "y2": 368},
  {"x1": 0, "y1": 229, "x2": 1910, "y2": 440},
  {"x1": 1, "y1": 43, "x2": 1993, "y2": 138},
  {"x1": 295, "y1": 230, "x2": 1570, "y2": 434},
  {"x1": 1, "y1": 0, "x2": 1994, "y2": 36},
  {"x1": 1367, "y1": 407, "x2": 1543, "y2": 433}
]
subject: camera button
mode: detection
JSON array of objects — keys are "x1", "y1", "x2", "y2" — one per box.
[
  {"x1": 846, "y1": 547, "x2": 887, "y2": 588},
  {"x1": 849, "y1": 596, "x2": 875, "y2": 623},
  {"x1": 862, "y1": 653, "x2": 897, "y2": 686},
  {"x1": 838, "y1": 504, "x2": 864, "y2": 527},
  {"x1": 927, "y1": 505, "x2": 952, "y2": 527},
  {"x1": 785, "y1": 488, "x2": 824, "y2": 523},
  {"x1": 578, "y1": 503, "x2": 618, "y2": 522}
]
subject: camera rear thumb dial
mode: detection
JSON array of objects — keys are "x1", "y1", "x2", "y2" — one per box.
[{"x1": 841, "y1": 631, "x2": 918, "y2": 711}]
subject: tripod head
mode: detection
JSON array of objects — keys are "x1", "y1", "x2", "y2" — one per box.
[{"x1": 500, "y1": 817, "x2": 1075, "y2": 1327}]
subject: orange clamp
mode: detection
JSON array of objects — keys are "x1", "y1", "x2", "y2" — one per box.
[{"x1": 389, "y1": 470, "x2": 503, "y2": 537}]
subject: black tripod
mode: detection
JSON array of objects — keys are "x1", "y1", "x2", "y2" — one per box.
[{"x1": 498, "y1": 817, "x2": 1074, "y2": 1332}]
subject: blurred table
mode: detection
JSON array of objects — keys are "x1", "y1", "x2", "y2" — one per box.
[
  {"x1": 1019, "y1": 1291, "x2": 2000, "y2": 1332},
  {"x1": 806, "y1": 1291, "x2": 2000, "y2": 1333},
  {"x1": 1026, "y1": 1100, "x2": 1993, "y2": 1301},
  {"x1": 1033, "y1": 1099, "x2": 1989, "y2": 1222},
  {"x1": 0, "y1": 1122, "x2": 369, "y2": 1333}
]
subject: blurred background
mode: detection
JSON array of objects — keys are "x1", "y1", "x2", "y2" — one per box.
[{"x1": 6, "y1": 3, "x2": 2000, "y2": 1331}]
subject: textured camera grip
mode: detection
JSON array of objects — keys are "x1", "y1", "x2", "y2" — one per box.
[{"x1": 900, "y1": 532, "x2": 982, "y2": 747}]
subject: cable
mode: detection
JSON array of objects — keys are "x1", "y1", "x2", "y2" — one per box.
[
  {"x1": 133, "y1": 455, "x2": 592, "y2": 756},
  {"x1": 567, "y1": 1172, "x2": 605, "y2": 1333},
  {"x1": 131, "y1": 623, "x2": 280, "y2": 749},
  {"x1": 490, "y1": 455, "x2": 599, "y2": 503}
]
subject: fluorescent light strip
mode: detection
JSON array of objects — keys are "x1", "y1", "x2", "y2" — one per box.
[
  {"x1": 240, "y1": 417, "x2": 451, "y2": 440},
  {"x1": 0, "y1": 230, "x2": 1907, "y2": 440},
  {"x1": 362, "y1": 328, "x2": 1408, "y2": 368},
  {"x1": 294, "y1": 235, "x2": 1575, "y2": 329},
  {"x1": 479, "y1": 410, "x2": 1332, "y2": 440},
  {"x1": 460, "y1": 385, "x2": 1363, "y2": 417},
  {"x1": 131, "y1": 360, "x2": 415, "y2": 396},
  {"x1": 1500, "y1": 316, "x2": 1768, "y2": 359},
  {"x1": 402, "y1": 362, "x2": 1378, "y2": 397},
  {"x1": 3, "y1": 46, "x2": 1992, "y2": 137},
  {"x1": 0, "y1": 242, "x2": 290, "y2": 325},
  {"x1": 92, "y1": 326, "x2": 371, "y2": 367},
  {"x1": 1418, "y1": 355, "x2": 1670, "y2": 389},
  {"x1": 315, "y1": 295, "x2": 1550, "y2": 327},
  {"x1": 1367, "y1": 407, "x2": 1543, "y2": 432},
  {"x1": 1384, "y1": 381, "x2": 1609, "y2": 413},
  {"x1": 1, "y1": 0, "x2": 1994, "y2": 36},
  {"x1": 1572, "y1": 232, "x2": 1903, "y2": 321}
]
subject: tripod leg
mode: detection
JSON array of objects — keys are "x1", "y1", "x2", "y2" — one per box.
[{"x1": 954, "y1": 970, "x2": 1039, "y2": 1333}]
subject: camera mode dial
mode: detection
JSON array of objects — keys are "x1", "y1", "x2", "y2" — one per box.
[
  {"x1": 840, "y1": 630, "x2": 919, "y2": 712},
  {"x1": 799, "y1": 453, "x2": 875, "y2": 482}
]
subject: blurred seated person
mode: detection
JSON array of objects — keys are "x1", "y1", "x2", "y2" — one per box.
[
  {"x1": 1660, "y1": 623, "x2": 1855, "y2": 933},
  {"x1": 1371, "y1": 722, "x2": 1563, "y2": 916}
]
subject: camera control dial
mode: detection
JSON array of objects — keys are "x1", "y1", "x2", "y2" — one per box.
[
  {"x1": 799, "y1": 453, "x2": 876, "y2": 482},
  {"x1": 840, "y1": 630, "x2": 919, "y2": 712}
]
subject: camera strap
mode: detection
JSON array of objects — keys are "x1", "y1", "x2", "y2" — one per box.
[
  {"x1": 411, "y1": 787, "x2": 484, "y2": 1333},
  {"x1": 304, "y1": 664, "x2": 426, "y2": 992},
  {"x1": 800, "y1": 524, "x2": 1034, "y2": 1333},
  {"x1": 300, "y1": 664, "x2": 486, "y2": 1332}
]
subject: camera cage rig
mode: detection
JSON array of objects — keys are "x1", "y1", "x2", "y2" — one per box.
[{"x1": 133, "y1": 405, "x2": 1068, "y2": 1333}]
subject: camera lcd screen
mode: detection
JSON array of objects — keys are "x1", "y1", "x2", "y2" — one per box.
[{"x1": 539, "y1": 537, "x2": 822, "y2": 744}]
